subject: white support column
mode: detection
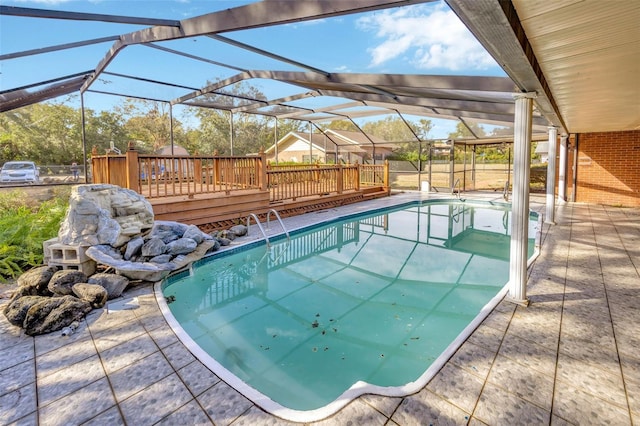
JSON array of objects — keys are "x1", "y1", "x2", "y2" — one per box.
[
  {"x1": 558, "y1": 134, "x2": 568, "y2": 202},
  {"x1": 508, "y1": 92, "x2": 536, "y2": 306},
  {"x1": 545, "y1": 126, "x2": 558, "y2": 224}
]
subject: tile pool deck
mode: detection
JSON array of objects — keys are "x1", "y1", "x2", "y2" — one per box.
[{"x1": 1, "y1": 191, "x2": 638, "y2": 425}]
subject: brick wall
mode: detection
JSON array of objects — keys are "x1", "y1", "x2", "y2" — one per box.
[{"x1": 574, "y1": 130, "x2": 640, "y2": 207}]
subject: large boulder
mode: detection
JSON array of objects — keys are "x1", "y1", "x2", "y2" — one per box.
[
  {"x1": 23, "y1": 295, "x2": 92, "y2": 336},
  {"x1": 4, "y1": 295, "x2": 45, "y2": 327},
  {"x1": 72, "y1": 283, "x2": 108, "y2": 308},
  {"x1": 16, "y1": 265, "x2": 58, "y2": 297},
  {"x1": 87, "y1": 273, "x2": 130, "y2": 299},
  {"x1": 57, "y1": 184, "x2": 154, "y2": 247},
  {"x1": 3, "y1": 294, "x2": 92, "y2": 335},
  {"x1": 48, "y1": 270, "x2": 88, "y2": 296}
]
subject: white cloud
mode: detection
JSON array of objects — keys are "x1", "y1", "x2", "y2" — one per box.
[
  {"x1": 356, "y1": 3, "x2": 496, "y2": 71},
  {"x1": 334, "y1": 65, "x2": 351, "y2": 72}
]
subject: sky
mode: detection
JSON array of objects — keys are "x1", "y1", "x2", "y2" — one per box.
[{"x1": 0, "y1": 0, "x2": 508, "y2": 137}]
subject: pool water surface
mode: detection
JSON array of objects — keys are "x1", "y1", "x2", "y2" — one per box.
[{"x1": 161, "y1": 200, "x2": 538, "y2": 419}]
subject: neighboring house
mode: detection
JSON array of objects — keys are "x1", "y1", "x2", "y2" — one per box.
[
  {"x1": 142, "y1": 145, "x2": 191, "y2": 178},
  {"x1": 155, "y1": 145, "x2": 190, "y2": 156},
  {"x1": 265, "y1": 129, "x2": 395, "y2": 164}
]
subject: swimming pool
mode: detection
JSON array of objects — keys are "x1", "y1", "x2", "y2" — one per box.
[{"x1": 159, "y1": 200, "x2": 539, "y2": 421}]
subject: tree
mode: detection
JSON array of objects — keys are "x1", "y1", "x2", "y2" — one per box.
[
  {"x1": 195, "y1": 82, "x2": 306, "y2": 155},
  {"x1": 448, "y1": 121, "x2": 486, "y2": 139},
  {"x1": 0, "y1": 101, "x2": 83, "y2": 165},
  {"x1": 117, "y1": 100, "x2": 173, "y2": 153},
  {"x1": 366, "y1": 117, "x2": 433, "y2": 161},
  {"x1": 326, "y1": 120, "x2": 359, "y2": 132},
  {"x1": 83, "y1": 109, "x2": 128, "y2": 156}
]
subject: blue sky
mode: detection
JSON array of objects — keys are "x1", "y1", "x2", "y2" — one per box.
[{"x1": 1, "y1": 0, "x2": 508, "y2": 137}]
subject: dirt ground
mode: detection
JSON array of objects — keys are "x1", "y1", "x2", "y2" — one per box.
[
  {"x1": 390, "y1": 165, "x2": 546, "y2": 193},
  {"x1": 0, "y1": 182, "x2": 74, "y2": 205}
]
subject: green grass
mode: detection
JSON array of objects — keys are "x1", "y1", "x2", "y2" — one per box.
[{"x1": 0, "y1": 189, "x2": 70, "y2": 282}]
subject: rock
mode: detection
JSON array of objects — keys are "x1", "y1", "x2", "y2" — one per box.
[
  {"x1": 16, "y1": 265, "x2": 58, "y2": 296},
  {"x1": 23, "y1": 295, "x2": 92, "y2": 336},
  {"x1": 149, "y1": 221, "x2": 188, "y2": 243},
  {"x1": 149, "y1": 254, "x2": 173, "y2": 263},
  {"x1": 229, "y1": 224, "x2": 248, "y2": 237},
  {"x1": 91, "y1": 244, "x2": 123, "y2": 261},
  {"x1": 183, "y1": 224, "x2": 209, "y2": 244},
  {"x1": 124, "y1": 236, "x2": 144, "y2": 260},
  {"x1": 72, "y1": 283, "x2": 108, "y2": 308},
  {"x1": 87, "y1": 273, "x2": 130, "y2": 299},
  {"x1": 218, "y1": 237, "x2": 232, "y2": 246},
  {"x1": 57, "y1": 184, "x2": 154, "y2": 246},
  {"x1": 142, "y1": 237, "x2": 166, "y2": 257},
  {"x1": 48, "y1": 270, "x2": 88, "y2": 296},
  {"x1": 219, "y1": 229, "x2": 236, "y2": 240},
  {"x1": 86, "y1": 245, "x2": 175, "y2": 281},
  {"x1": 209, "y1": 239, "x2": 221, "y2": 252},
  {"x1": 3, "y1": 295, "x2": 45, "y2": 327},
  {"x1": 166, "y1": 238, "x2": 197, "y2": 255}
]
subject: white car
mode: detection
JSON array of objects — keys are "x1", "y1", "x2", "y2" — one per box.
[{"x1": 0, "y1": 161, "x2": 40, "y2": 184}]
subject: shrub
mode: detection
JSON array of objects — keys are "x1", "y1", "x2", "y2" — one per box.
[{"x1": 0, "y1": 189, "x2": 69, "y2": 281}]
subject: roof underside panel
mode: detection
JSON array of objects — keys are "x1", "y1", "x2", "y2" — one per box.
[{"x1": 512, "y1": 0, "x2": 640, "y2": 133}]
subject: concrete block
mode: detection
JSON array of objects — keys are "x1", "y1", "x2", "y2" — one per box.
[
  {"x1": 42, "y1": 237, "x2": 59, "y2": 263},
  {"x1": 48, "y1": 259, "x2": 97, "y2": 276},
  {"x1": 49, "y1": 243, "x2": 91, "y2": 264}
]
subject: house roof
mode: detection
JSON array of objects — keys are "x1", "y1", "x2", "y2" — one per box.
[{"x1": 265, "y1": 129, "x2": 378, "y2": 155}]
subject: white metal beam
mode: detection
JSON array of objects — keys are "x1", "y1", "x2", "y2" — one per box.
[
  {"x1": 81, "y1": 0, "x2": 435, "y2": 92},
  {"x1": 445, "y1": 0, "x2": 567, "y2": 133}
]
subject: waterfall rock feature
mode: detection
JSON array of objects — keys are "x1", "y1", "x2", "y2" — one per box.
[{"x1": 57, "y1": 184, "x2": 155, "y2": 247}]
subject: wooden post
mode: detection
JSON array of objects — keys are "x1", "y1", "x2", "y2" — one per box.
[
  {"x1": 260, "y1": 151, "x2": 268, "y2": 191},
  {"x1": 355, "y1": 162, "x2": 360, "y2": 191},
  {"x1": 125, "y1": 142, "x2": 139, "y2": 190},
  {"x1": 384, "y1": 160, "x2": 390, "y2": 195},
  {"x1": 337, "y1": 164, "x2": 344, "y2": 194},
  {"x1": 90, "y1": 146, "x2": 100, "y2": 183},
  {"x1": 194, "y1": 155, "x2": 203, "y2": 185}
]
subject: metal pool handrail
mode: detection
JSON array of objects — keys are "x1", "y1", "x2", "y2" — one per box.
[
  {"x1": 266, "y1": 209, "x2": 290, "y2": 242},
  {"x1": 246, "y1": 210, "x2": 290, "y2": 249}
]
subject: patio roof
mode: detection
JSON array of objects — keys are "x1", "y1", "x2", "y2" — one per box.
[{"x1": 1, "y1": 0, "x2": 638, "y2": 140}]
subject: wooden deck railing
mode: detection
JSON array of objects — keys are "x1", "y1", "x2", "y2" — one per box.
[
  {"x1": 267, "y1": 164, "x2": 361, "y2": 202},
  {"x1": 136, "y1": 154, "x2": 265, "y2": 198},
  {"x1": 91, "y1": 147, "x2": 387, "y2": 202}
]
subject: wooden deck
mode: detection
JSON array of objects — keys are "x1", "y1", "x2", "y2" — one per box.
[
  {"x1": 91, "y1": 148, "x2": 390, "y2": 230},
  {"x1": 149, "y1": 185, "x2": 388, "y2": 232}
]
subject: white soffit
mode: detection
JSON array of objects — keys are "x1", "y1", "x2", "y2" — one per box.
[{"x1": 512, "y1": 0, "x2": 640, "y2": 133}]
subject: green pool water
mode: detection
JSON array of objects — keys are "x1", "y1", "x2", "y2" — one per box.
[{"x1": 162, "y1": 201, "x2": 537, "y2": 413}]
